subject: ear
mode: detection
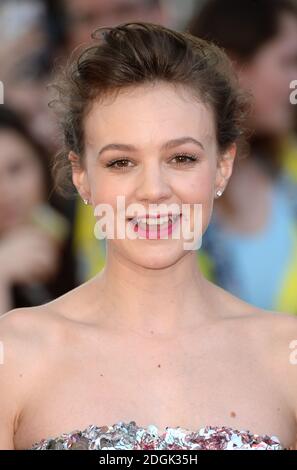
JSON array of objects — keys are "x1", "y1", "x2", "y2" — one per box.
[
  {"x1": 215, "y1": 143, "x2": 237, "y2": 194},
  {"x1": 68, "y1": 151, "x2": 91, "y2": 201}
]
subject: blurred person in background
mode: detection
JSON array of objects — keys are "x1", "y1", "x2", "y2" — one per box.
[
  {"x1": 188, "y1": 0, "x2": 297, "y2": 314},
  {"x1": 63, "y1": 0, "x2": 168, "y2": 53},
  {"x1": 0, "y1": 106, "x2": 76, "y2": 315},
  {"x1": 0, "y1": 0, "x2": 85, "y2": 287},
  {"x1": 0, "y1": 0, "x2": 66, "y2": 153}
]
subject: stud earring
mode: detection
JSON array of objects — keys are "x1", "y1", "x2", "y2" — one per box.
[
  {"x1": 83, "y1": 198, "x2": 89, "y2": 205},
  {"x1": 215, "y1": 189, "x2": 223, "y2": 198}
]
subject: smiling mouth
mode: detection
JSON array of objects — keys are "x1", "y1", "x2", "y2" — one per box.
[{"x1": 126, "y1": 213, "x2": 182, "y2": 236}]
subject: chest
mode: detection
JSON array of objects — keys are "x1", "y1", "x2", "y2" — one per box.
[{"x1": 15, "y1": 335, "x2": 296, "y2": 449}]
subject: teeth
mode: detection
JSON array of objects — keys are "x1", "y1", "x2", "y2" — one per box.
[
  {"x1": 129, "y1": 214, "x2": 180, "y2": 226},
  {"x1": 144, "y1": 216, "x2": 170, "y2": 225}
]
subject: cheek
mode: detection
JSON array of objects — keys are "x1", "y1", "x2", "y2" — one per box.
[
  {"x1": 91, "y1": 176, "x2": 129, "y2": 208},
  {"x1": 178, "y1": 165, "x2": 215, "y2": 201},
  {"x1": 175, "y1": 170, "x2": 215, "y2": 233},
  {"x1": 90, "y1": 175, "x2": 133, "y2": 232}
]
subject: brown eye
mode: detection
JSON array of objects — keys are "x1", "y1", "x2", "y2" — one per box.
[
  {"x1": 171, "y1": 154, "x2": 198, "y2": 164},
  {"x1": 106, "y1": 159, "x2": 133, "y2": 169}
]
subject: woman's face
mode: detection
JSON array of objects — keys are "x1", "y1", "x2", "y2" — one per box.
[
  {"x1": 239, "y1": 13, "x2": 297, "y2": 134},
  {"x1": 71, "y1": 82, "x2": 235, "y2": 269},
  {"x1": 0, "y1": 130, "x2": 45, "y2": 234}
]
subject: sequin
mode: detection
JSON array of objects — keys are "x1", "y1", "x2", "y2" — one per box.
[{"x1": 29, "y1": 421, "x2": 286, "y2": 450}]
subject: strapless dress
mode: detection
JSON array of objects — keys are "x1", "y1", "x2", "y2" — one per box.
[{"x1": 29, "y1": 420, "x2": 286, "y2": 450}]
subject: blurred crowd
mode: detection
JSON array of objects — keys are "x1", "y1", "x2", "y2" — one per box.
[{"x1": 0, "y1": 0, "x2": 296, "y2": 315}]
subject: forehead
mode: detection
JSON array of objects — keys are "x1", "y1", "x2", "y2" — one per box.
[{"x1": 84, "y1": 83, "x2": 216, "y2": 150}]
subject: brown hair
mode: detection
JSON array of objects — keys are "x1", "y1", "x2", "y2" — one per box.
[
  {"x1": 188, "y1": 0, "x2": 297, "y2": 178},
  {"x1": 50, "y1": 21, "x2": 250, "y2": 197}
]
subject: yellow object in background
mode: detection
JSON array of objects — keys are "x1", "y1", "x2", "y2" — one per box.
[
  {"x1": 282, "y1": 134, "x2": 297, "y2": 183},
  {"x1": 275, "y1": 224, "x2": 297, "y2": 315},
  {"x1": 73, "y1": 197, "x2": 106, "y2": 283}
]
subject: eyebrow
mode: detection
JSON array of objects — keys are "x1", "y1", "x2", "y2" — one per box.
[{"x1": 97, "y1": 136, "x2": 205, "y2": 158}]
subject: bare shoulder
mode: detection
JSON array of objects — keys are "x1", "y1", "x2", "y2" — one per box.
[
  {"x1": 245, "y1": 307, "x2": 297, "y2": 344},
  {"x1": 266, "y1": 311, "x2": 297, "y2": 420},
  {"x1": 0, "y1": 304, "x2": 67, "y2": 350},
  {"x1": 211, "y1": 279, "x2": 297, "y2": 352},
  {"x1": 0, "y1": 302, "x2": 83, "y2": 376},
  {"x1": 0, "y1": 277, "x2": 99, "y2": 396},
  {"x1": 227, "y1": 301, "x2": 297, "y2": 419},
  {"x1": 263, "y1": 310, "x2": 297, "y2": 375},
  {"x1": 0, "y1": 305, "x2": 73, "y2": 449},
  {"x1": 241, "y1": 307, "x2": 297, "y2": 413},
  {"x1": 234, "y1": 301, "x2": 297, "y2": 350},
  {"x1": 0, "y1": 273, "x2": 104, "y2": 358},
  {"x1": 0, "y1": 305, "x2": 67, "y2": 393},
  {"x1": 0, "y1": 307, "x2": 48, "y2": 447}
]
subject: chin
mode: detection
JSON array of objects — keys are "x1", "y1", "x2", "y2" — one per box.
[{"x1": 122, "y1": 241, "x2": 190, "y2": 269}]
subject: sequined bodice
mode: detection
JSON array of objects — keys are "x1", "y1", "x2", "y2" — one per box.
[{"x1": 29, "y1": 421, "x2": 285, "y2": 450}]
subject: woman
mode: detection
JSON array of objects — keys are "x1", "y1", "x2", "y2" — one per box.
[
  {"x1": 0, "y1": 106, "x2": 76, "y2": 314},
  {"x1": 188, "y1": 0, "x2": 297, "y2": 314},
  {"x1": 1, "y1": 22, "x2": 297, "y2": 451}
]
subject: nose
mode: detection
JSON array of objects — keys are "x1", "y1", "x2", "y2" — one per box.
[{"x1": 134, "y1": 162, "x2": 172, "y2": 204}]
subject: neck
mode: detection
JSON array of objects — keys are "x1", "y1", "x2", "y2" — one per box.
[{"x1": 94, "y1": 247, "x2": 215, "y2": 339}]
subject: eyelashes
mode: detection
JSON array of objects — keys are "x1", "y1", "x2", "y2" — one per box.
[{"x1": 104, "y1": 153, "x2": 199, "y2": 171}]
